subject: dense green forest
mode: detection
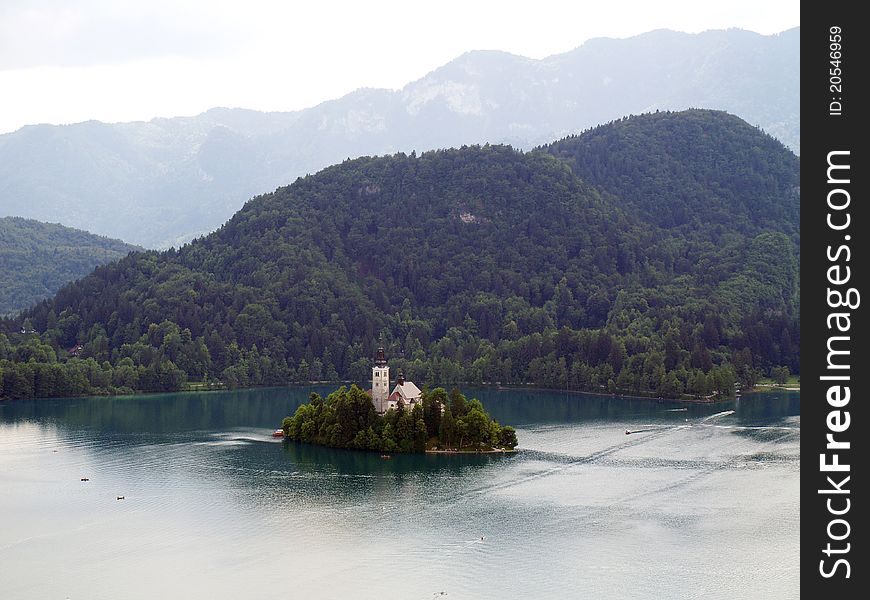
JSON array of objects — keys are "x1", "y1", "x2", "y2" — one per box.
[
  {"x1": 542, "y1": 110, "x2": 800, "y2": 242},
  {"x1": 282, "y1": 385, "x2": 517, "y2": 453},
  {"x1": 0, "y1": 217, "x2": 140, "y2": 316},
  {"x1": 0, "y1": 110, "x2": 799, "y2": 401}
]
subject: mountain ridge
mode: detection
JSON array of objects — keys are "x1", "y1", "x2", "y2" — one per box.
[{"x1": 0, "y1": 27, "x2": 799, "y2": 248}]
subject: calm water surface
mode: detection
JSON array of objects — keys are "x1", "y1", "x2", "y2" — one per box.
[{"x1": 0, "y1": 387, "x2": 800, "y2": 599}]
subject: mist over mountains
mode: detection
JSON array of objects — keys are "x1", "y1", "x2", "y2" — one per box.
[{"x1": 0, "y1": 27, "x2": 798, "y2": 248}]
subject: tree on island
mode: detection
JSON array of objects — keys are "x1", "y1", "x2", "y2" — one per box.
[{"x1": 281, "y1": 385, "x2": 517, "y2": 453}]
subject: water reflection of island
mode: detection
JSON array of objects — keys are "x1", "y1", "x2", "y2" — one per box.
[{"x1": 279, "y1": 437, "x2": 509, "y2": 476}]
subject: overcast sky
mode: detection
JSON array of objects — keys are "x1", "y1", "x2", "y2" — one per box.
[{"x1": 0, "y1": 0, "x2": 799, "y2": 135}]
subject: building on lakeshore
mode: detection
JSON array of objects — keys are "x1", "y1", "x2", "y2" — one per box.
[{"x1": 369, "y1": 347, "x2": 421, "y2": 414}]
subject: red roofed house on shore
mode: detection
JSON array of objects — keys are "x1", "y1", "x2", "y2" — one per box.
[{"x1": 368, "y1": 347, "x2": 421, "y2": 414}]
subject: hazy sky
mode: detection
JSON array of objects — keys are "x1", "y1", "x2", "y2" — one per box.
[{"x1": 0, "y1": 0, "x2": 799, "y2": 135}]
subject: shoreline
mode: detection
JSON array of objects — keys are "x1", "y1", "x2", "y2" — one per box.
[
  {"x1": 744, "y1": 384, "x2": 801, "y2": 393},
  {"x1": 1, "y1": 380, "x2": 800, "y2": 404},
  {"x1": 275, "y1": 439, "x2": 516, "y2": 456}
]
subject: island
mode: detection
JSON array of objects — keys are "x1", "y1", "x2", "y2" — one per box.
[{"x1": 281, "y1": 373, "x2": 517, "y2": 454}]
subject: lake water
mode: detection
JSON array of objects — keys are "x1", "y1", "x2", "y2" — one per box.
[{"x1": 0, "y1": 386, "x2": 800, "y2": 599}]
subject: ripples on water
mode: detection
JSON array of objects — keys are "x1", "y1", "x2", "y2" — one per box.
[{"x1": 0, "y1": 388, "x2": 799, "y2": 599}]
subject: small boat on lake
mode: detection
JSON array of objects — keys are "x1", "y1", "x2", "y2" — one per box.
[{"x1": 272, "y1": 429, "x2": 285, "y2": 438}]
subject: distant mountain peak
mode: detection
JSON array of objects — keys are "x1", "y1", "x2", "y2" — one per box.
[{"x1": 0, "y1": 27, "x2": 799, "y2": 248}]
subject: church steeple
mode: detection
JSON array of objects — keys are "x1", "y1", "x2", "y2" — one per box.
[
  {"x1": 372, "y1": 347, "x2": 390, "y2": 412},
  {"x1": 370, "y1": 344, "x2": 421, "y2": 413}
]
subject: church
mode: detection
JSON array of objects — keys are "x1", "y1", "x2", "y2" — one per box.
[{"x1": 369, "y1": 347, "x2": 422, "y2": 414}]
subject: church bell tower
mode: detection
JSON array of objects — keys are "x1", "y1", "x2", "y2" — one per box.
[{"x1": 372, "y1": 347, "x2": 389, "y2": 412}]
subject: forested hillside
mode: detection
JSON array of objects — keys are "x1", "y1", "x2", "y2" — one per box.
[
  {"x1": 0, "y1": 110, "x2": 799, "y2": 401},
  {"x1": 543, "y1": 110, "x2": 800, "y2": 241},
  {"x1": 0, "y1": 217, "x2": 140, "y2": 316}
]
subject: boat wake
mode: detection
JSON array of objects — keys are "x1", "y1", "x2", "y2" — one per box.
[
  {"x1": 615, "y1": 429, "x2": 799, "y2": 503},
  {"x1": 624, "y1": 426, "x2": 672, "y2": 435},
  {"x1": 447, "y1": 426, "x2": 679, "y2": 504},
  {"x1": 701, "y1": 410, "x2": 735, "y2": 423}
]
